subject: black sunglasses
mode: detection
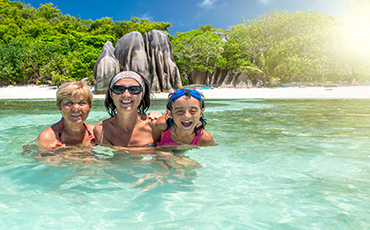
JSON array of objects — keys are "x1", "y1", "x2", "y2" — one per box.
[{"x1": 111, "y1": 85, "x2": 142, "y2": 95}]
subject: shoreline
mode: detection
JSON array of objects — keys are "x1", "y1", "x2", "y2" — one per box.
[{"x1": 1, "y1": 85, "x2": 370, "y2": 99}]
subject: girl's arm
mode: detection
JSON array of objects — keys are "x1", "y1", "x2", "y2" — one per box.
[{"x1": 153, "y1": 113, "x2": 169, "y2": 131}]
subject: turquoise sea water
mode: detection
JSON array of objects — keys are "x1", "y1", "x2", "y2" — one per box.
[{"x1": 1, "y1": 98, "x2": 370, "y2": 229}]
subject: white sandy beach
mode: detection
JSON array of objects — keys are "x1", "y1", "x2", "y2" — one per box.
[{"x1": 0, "y1": 85, "x2": 370, "y2": 99}]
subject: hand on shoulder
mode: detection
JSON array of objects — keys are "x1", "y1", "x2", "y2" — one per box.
[
  {"x1": 153, "y1": 114, "x2": 168, "y2": 131},
  {"x1": 148, "y1": 110, "x2": 163, "y2": 121}
]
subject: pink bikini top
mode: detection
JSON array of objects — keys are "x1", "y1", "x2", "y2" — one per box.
[
  {"x1": 156, "y1": 128, "x2": 202, "y2": 146},
  {"x1": 56, "y1": 118, "x2": 95, "y2": 147}
]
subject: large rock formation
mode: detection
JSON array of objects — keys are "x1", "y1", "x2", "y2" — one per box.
[
  {"x1": 94, "y1": 30, "x2": 181, "y2": 94},
  {"x1": 188, "y1": 68, "x2": 253, "y2": 88},
  {"x1": 94, "y1": 30, "x2": 267, "y2": 92},
  {"x1": 144, "y1": 30, "x2": 182, "y2": 92},
  {"x1": 93, "y1": 41, "x2": 120, "y2": 94},
  {"x1": 114, "y1": 31, "x2": 150, "y2": 82}
]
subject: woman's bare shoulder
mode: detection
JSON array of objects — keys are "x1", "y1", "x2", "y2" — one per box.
[
  {"x1": 94, "y1": 117, "x2": 114, "y2": 128},
  {"x1": 93, "y1": 117, "x2": 116, "y2": 144},
  {"x1": 37, "y1": 126, "x2": 58, "y2": 148}
]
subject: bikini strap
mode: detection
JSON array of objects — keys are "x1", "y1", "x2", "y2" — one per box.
[
  {"x1": 56, "y1": 118, "x2": 64, "y2": 147},
  {"x1": 83, "y1": 123, "x2": 96, "y2": 143},
  {"x1": 55, "y1": 118, "x2": 95, "y2": 147}
]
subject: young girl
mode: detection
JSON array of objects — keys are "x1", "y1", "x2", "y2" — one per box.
[{"x1": 156, "y1": 88, "x2": 216, "y2": 146}]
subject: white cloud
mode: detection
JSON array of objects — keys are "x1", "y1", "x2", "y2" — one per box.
[
  {"x1": 198, "y1": 0, "x2": 218, "y2": 9},
  {"x1": 259, "y1": 0, "x2": 272, "y2": 5},
  {"x1": 138, "y1": 12, "x2": 153, "y2": 21}
]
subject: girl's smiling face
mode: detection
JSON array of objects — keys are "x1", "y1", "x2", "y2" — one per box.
[{"x1": 168, "y1": 95, "x2": 204, "y2": 132}]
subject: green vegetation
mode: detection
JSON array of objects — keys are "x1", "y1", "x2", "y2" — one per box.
[
  {"x1": 0, "y1": 0, "x2": 171, "y2": 85},
  {"x1": 172, "y1": 4, "x2": 370, "y2": 84},
  {"x1": 172, "y1": 26, "x2": 225, "y2": 77},
  {"x1": 1, "y1": 0, "x2": 369, "y2": 86}
]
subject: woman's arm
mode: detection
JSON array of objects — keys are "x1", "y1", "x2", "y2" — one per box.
[{"x1": 93, "y1": 121, "x2": 104, "y2": 145}]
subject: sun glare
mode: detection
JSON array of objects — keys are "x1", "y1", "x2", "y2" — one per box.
[{"x1": 339, "y1": 1, "x2": 370, "y2": 57}]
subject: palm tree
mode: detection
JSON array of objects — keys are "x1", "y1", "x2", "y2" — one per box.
[{"x1": 246, "y1": 48, "x2": 286, "y2": 84}]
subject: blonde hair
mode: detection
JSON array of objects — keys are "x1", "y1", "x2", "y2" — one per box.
[{"x1": 56, "y1": 81, "x2": 93, "y2": 109}]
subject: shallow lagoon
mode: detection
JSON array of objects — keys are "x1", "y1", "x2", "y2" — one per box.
[{"x1": 1, "y1": 98, "x2": 370, "y2": 229}]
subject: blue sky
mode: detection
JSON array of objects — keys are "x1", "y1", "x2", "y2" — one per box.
[{"x1": 22, "y1": 0, "x2": 355, "y2": 34}]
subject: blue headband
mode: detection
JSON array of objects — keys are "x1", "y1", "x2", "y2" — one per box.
[{"x1": 167, "y1": 88, "x2": 203, "y2": 109}]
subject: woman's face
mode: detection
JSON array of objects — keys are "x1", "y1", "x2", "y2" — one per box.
[
  {"x1": 111, "y1": 78, "x2": 143, "y2": 112},
  {"x1": 59, "y1": 95, "x2": 91, "y2": 124},
  {"x1": 168, "y1": 96, "x2": 204, "y2": 132}
]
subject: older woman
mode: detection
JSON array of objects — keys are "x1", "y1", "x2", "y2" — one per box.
[
  {"x1": 94, "y1": 71, "x2": 162, "y2": 147},
  {"x1": 36, "y1": 81, "x2": 95, "y2": 148}
]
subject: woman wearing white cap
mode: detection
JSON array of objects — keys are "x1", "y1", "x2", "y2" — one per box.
[{"x1": 93, "y1": 71, "x2": 162, "y2": 147}]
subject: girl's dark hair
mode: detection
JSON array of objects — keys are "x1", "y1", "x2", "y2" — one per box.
[
  {"x1": 104, "y1": 72, "x2": 151, "y2": 117},
  {"x1": 165, "y1": 90, "x2": 207, "y2": 135}
]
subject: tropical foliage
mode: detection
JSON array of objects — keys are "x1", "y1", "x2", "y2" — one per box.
[
  {"x1": 171, "y1": 26, "x2": 225, "y2": 77},
  {"x1": 1, "y1": 0, "x2": 369, "y2": 86},
  {"x1": 0, "y1": 0, "x2": 171, "y2": 85},
  {"x1": 172, "y1": 4, "x2": 370, "y2": 84}
]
